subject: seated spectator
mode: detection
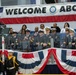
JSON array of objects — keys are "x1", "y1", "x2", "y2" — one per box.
[
  {"x1": 44, "y1": 27, "x2": 51, "y2": 48},
  {"x1": 60, "y1": 22, "x2": 70, "y2": 33},
  {"x1": 45, "y1": 26, "x2": 51, "y2": 34},
  {"x1": 34, "y1": 26, "x2": 39, "y2": 37},
  {"x1": 61, "y1": 28, "x2": 70, "y2": 48},
  {"x1": 51, "y1": 28, "x2": 60, "y2": 48},
  {"x1": 62, "y1": 28, "x2": 76, "y2": 49},
  {"x1": 20, "y1": 29, "x2": 26, "y2": 40},
  {"x1": 21, "y1": 29, "x2": 26, "y2": 35},
  {"x1": 39, "y1": 24, "x2": 46, "y2": 34},
  {"x1": 9, "y1": 28, "x2": 13, "y2": 35},
  {"x1": 51, "y1": 23, "x2": 61, "y2": 33},
  {"x1": 25, "y1": 29, "x2": 31, "y2": 38},
  {"x1": 5, "y1": 30, "x2": 21, "y2": 50},
  {"x1": 20, "y1": 29, "x2": 31, "y2": 52},
  {"x1": 10, "y1": 31, "x2": 20, "y2": 50},
  {"x1": 65, "y1": 28, "x2": 70, "y2": 37},
  {"x1": 34, "y1": 30, "x2": 46, "y2": 50},
  {"x1": 19, "y1": 24, "x2": 27, "y2": 34}
]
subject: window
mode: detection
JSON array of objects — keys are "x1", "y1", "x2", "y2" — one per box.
[
  {"x1": 30, "y1": 0, "x2": 36, "y2": 4},
  {"x1": 1, "y1": 0, "x2": 36, "y2": 6},
  {"x1": 1, "y1": 0, "x2": 18, "y2": 6}
]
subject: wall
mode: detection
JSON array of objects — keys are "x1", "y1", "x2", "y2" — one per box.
[{"x1": 6, "y1": 21, "x2": 76, "y2": 32}]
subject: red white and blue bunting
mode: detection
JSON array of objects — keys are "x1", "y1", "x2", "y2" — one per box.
[
  {"x1": 14, "y1": 49, "x2": 51, "y2": 74},
  {"x1": 0, "y1": 48, "x2": 76, "y2": 74},
  {"x1": 52, "y1": 48, "x2": 76, "y2": 75}
]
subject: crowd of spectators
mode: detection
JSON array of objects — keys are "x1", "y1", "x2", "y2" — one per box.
[{"x1": 0, "y1": 22, "x2": 76, "y2": 52}]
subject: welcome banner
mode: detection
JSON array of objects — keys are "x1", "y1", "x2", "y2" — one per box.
[{"x1": 0, "y1": 3, "x2": 76, "y2": 24}]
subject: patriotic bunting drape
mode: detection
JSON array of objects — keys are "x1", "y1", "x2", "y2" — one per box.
[
  {"x1": 52, "y1": 48, "x2": 76, "y2": 75},
  {"x1": 0, "y1": 48, "x2": 76, "y2": 74},
  {"x1": 13, "y1": 49, "x2": 51, "y2": 74}
]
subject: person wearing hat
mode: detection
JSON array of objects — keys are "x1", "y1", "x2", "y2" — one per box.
[
  {"x1": 34, "y1": 29, "x2": 46, "y2": 50},
  {"x1": 51, "y1": 28, "x2": 60, "y2": 48},
  {"x1": 61, "y1": 28, "x2": 70, "y2": 48},
  {"x1": 45, "y1": 27, "x2": 51, "y2": 34},
  {"x1": 44, "y1": 27, "x2": 51, "y2": 48},
  {"x1": 5, "y1": 51, "x2": 19, "y2": 75},
  {"x1": 20, "y1": 29, "x2": 31, "y2": 51},
  {"x1": 62, "y1": 28, "x2": 76, "y2": 49},
  {"x1": 5, "y1": 30, "x2": 20, "y2": 50},
  {"x1": 10, "y1": 30, "x2": 21, "y2": 50}
]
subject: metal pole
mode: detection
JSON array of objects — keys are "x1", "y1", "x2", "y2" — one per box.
[
  {"x1": 50, "y1": 38, "x2": 55, "y2": 64},
  {"x1": 2, "y1": 36, "x2": 5, "y2": 62},
  {"x1": 51, "y1": 38, "x2": 54, "y2": 47}
]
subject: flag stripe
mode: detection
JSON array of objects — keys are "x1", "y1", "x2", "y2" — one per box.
[
  {"x1": 53, "y1": 49, "x2": 76, "y2": 75},
  {"x1": 18, "y1": 60, "x2": 41, "y2": 69},
  {"x1": 61, "y1": 50, "x2": 66, "y2": 62},
  {"x1": 72, "y1": 51, "x2": 76, "y2": 56},
  {"x1": 38, "y1": 51, "x2": 44, "y2": 60},
  {"x1": 0, "y1": 14, "x2": 76, "y2": 24},
  {"x1": 22, "y1": 53, "x2": 34, "y2": 58},
  {"x1": 61, "y1": 50, "x2": 76, "y2": 67},
  {"x1": 0, "y1": 50, "x2": 2, "y2": 55}
]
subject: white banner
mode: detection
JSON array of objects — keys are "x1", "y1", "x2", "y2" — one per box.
[{"x1": 0, "y1": 3, "x2": 76, "y2": 18}]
